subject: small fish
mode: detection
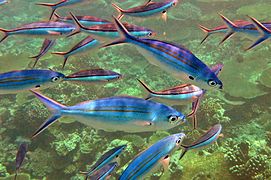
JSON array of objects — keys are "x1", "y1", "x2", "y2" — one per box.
[
  {"x1": 120, "y1": 133, "x2": 185, "y2": 180},
  {"x1": 0, "y1": 0, "x2": 8, "y2": 5},
  {"x1": 0, "y1": 69, "x2": 65, "y2": 94},
  {"x1": 199, "y1": 14, "x2": 271, "y2": 45},
  {"x1": 87, "y1": 162, "x2": 118, "y2": 180},
  {"x1": 68, "y1": 12, "x2": 154, "y2": 39},
  {"x1": 14, "y1": 143, "x2": 28, "y2": 180},
  {"x1": 0, "y1": 21, "x2": 76, "y2": 44},
  {"x1": 52, "y1": 36, "x2": 100, "y2": 68},
  {"x1": 53, "y1": 12, "x2": 110, "y2": 27},
  {"x1": 30, "y1": 38, "x2": 56, "y2": 68},
  {"x1": 112, "y1": 0, "x2": 178, "y2": 20},
  {"x1": 81, "y1": 145, "x2": 126, "y2": 179},
  {"x1": 30, "y1": 90, "x2": 186, "y2": 138},
  {"x1": 64, "y1": 69, "x2": 122, "y2": 83},
  {"x1": 37, "y1": 0, "x2": 88, "y2": 20},
  {"x1": 179, "y1": 124, "x2": 222, "y2": 160},
  {"x1": 103, "y1": 17, "x2": 223, "y2": 90}
]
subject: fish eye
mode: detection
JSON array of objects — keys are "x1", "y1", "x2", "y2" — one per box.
[
  {"x1": 148, "y1": 32, "x2": 152, "y2": 37},
  {"x1": 172, "y1": 2, "x2": 176, "y2": 6},
  {"x1": 169, "y1": 115, "x2": 179, "y2": 124},
  {"x1": 162, "y1": 10, "x2": 166, "y2": 14},
  {"x1": 188, "y1": 76, "x2": 194, "y2": 80},
  {"x1": 176, "y1": 138, "x2": 182, "y2": 145},
  {"x1": 116, "y1": 155, "x2": 119, "y2": 158},
  {"x1": 208, "y1": 80, "x2": 217, "y2": 87},
  {"x1": 51, "y1": 76, "x2": 60, "y2": 82}
]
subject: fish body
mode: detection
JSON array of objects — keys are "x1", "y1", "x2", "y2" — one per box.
[
  {"x1": 112, "y1": 0, "x2": 178, "y2": 19},
  {"x1": 179, "y1": 124, "x2": 222, "y2": 160},
  {"x1": 37, "y1": 0, "x2": 87, "y2": 19},
  {"x1": 30, "y1": 90, "x2": 186, "y2": 138},
  {"x1": 30, "y1": 38, "x2": 56, "y2": 68},
  {"x1": 69, "y1": 12, "x2": 154, "y2": 39},
  {"x1": 64, "y1": 69, "x2": 122, "y2": 83},
  {"x1": 54, "y1": 13, "x2": 110, "y2": 27},
  {"x1": 0, "y1": 0, "x2": 8, "y2": 5},
  {"x1": 88, "y1": 162, "x2": 118, "y2": 180},
  {"x1": 0, "y1": 69, "x2": 65, "y2": 94},
  {"x1": 120, "y1": 133, "x2": 185, "y2": 180},
  {"x1": 103, "y1": 17, "x2": 223, "y2": 90},
  {"x1": 0, "y1": 21, "x2": 76, "y2": 43},
  {"x1": 52, "y1": 36, "x2": 100, "y2": 68},
  {"x1": 83, "y1": 145, "x2": 126, "y2": 179},
  {"x1": 14, "y1": 143, "x2": 28, "y2": 180}
]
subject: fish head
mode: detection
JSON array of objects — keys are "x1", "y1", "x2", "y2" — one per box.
[
  {"x1": 124, "y1": 23, "x2": 155, "y2": 37},
  {"x1": 163, "y1": 133, "x2": 186, "y2": 151},
  {"x1": 153, "y1": 104, "x2": 186, "y2": 130},
  {"x1": 195, "y1": 72, "x2": 223, "y2": 90},
  {"x1": 171, "y1": 0, "x2": 179, "y2": 6},
  {"x1": 40, "y1": 70, "x2": 65, "y2": 88}
]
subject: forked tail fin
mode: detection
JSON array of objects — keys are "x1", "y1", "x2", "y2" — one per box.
[
  {"x1": 137, "y1": 79, "x2": 154, "y2": 100},
  {"x1": 218, "y1": 13, "x2": 238, "y2": 45},
  {"x1": 67, "y1": 12, "x2": 85, "y2": 37},
  {"x1": 0, "y1": 28, "x2": 9, "y2": 44},
  {"x1": 198, "y1": 24, "x2": 212, "y2": 44},
  {"x1": 112, "y1": 3, "x2": 124, "y2": 20}
]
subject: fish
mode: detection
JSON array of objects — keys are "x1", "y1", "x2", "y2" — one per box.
[
  {"x1": 119, "y1": 133, "x2": 185, "y2": 180},
  {"x1": 37, "y1": 0, "x2": 88, "y2": 20},
  {"x1": 30, "y1": 39, "x2": 56, "y2": 68},
  {"x1": 0, "y1": 69, "x2": 65, "y2": 94},
  {"x1": 112, "y1": 0, "x2": 178, "y2": 20},
  {"x1": 103, "y1": 16, "x2": 223, "y2": 90},
  {"x1": 179, "y1": 124, "x2": 222, "y2": 160},
  {"x1": 0, "y1": 0, "x2": 8, "y2": 5},
  {"x1": 64, "y1": 69, "x2": 122, "y2": 83},
  {"x1": 80, "y1": 145, "x2": 126, "y2": 179},
  {"x1": 199, "y1": 14, "x2": 271, "y2": 45},
  {"x1": 52, "y1": 36, "x2": 100, "y2": 68},
  {"x1": 68, "y1": 12, "x2": 155, "y2": 40},
  {"x1": 53, "y1": 12, "x2": 110, "y2": 27},
  {"x1": 14, "y1": 143, "x2": 28, "y2": 180},
  {"x1": 0, "y1": 21, "x2": 76, "y2": 44},
  {"x1": 30, "y1": 90, "x2": 186, "y2": 138},
  {"x1": 86, "y1": 162, "x2": 118, "y2": 180}
]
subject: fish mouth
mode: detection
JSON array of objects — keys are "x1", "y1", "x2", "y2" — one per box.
[{"x1": 219, "y1": 84, "x2": 223, "y2": 89}]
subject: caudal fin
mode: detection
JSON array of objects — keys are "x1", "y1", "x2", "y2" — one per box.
[
  {"x1": 137, "y1": 79, "x2": 154, "y2": 100},
  {"x1": 0, "y1": 28, "x2": 9, "y2": 44},
  {"x1": 102, "y1": 16, "x2": 135, "y2": 48},
  {"x1": 67, "y1": 12, "x2": 85, "y2": 37},
  {"x1": 179, "y1": 148, "x2": 188, "y2": 160},
  {"x1": 245, "y1": 16, "x2": 271, "y2": 50},
  {"x1": 218, "y1": 13, "x2": 237, "y2": 45},
  {"x1": 198, "y1": 25, "x2": 212, "y2": 44},
  {"x1": 30, "y1": 90, "x2": 66, "y2": 138},
  {"x1": 51, "y1": 52, "x2": 69, "y2": 69},
  {"x1": 112, "y1": 3, "x2": 124, "y2": 20}
]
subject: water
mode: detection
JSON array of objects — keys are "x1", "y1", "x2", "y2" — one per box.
[{"x1": 0, "y1": 0, "x2": 270, "y2": 179}]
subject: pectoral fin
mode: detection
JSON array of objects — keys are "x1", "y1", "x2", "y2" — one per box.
[
  {"x1": 48, "y1": 31, "x2": 61, "y2": 35},
  {"x1": 133, "y1": 121, "x2": 153, "y2": 126},
  {"x1": 160, "y1": 155, "x2": 170, "y2": 171},
  {"x1": 162, "y1": 11, "x2": 167, "y2": 22}
]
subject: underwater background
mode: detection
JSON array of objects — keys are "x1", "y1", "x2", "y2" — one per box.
[{"x1": 0, "y1": 0, "x2": 271, "y2": 179}]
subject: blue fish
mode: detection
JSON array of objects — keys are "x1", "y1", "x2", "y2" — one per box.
[
  {"x1": 112, "y1": 0, "x2": 178, "y2": 20},
  {"x1": 120, "y1": 133, "x2": 186, "y2": 180},
  {"x1": 81, "y1": 145, "x2": 126, "y2": 179},
  {"x1": 37, "y1": 0, "x2": 88, "y2": 20},
  {"x1": 103, "y1": 17, "x2": 223, "y2": 90},
  {"x1": 30, "y1": 38, "x2": 56, "y2": 68},
  {"x1": 0, "y1": 21, "x2": 76, "y2": 44},
  {"x1": 68, "y1": 12, "x2": 155, "y2": 40},
  {"x1": 0, "y1": 0, "x2": 8, "y2": 5},
  {"x1": 0, "y1": 69, "x2": 65, "y2": 94},
  {"x1": 30, "y1": 90, "x2": 186, "y2": 138},
  {"x1": 52, "y1": 36, "x2": 100, "y2": 68},
  {"x1": 87, "y1": 162, "x2": 118, "y2": 180},
  {"x1": 179, "y1": 124, "x2": 222, "y2": 160},
  {"x1": 53, "y1": 12, "x2": 110, "y2": 27},
  {"x1": 64, "y1": 69, "x2": 122, "y2": 83}
]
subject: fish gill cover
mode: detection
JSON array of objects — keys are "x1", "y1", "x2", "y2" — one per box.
[{"x1": 0, "y1": 0, "x2": 270, "y2": 180}]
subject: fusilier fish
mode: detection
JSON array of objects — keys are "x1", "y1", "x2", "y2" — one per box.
[
  {"x1": 14, "y1": 143, "x2": 28, "y2": 180},
  {"x1": 112, "y1": 0, "x2": 178, "y2": 21},
  {"x1": 37, "y1": 0, "x2": 88, "y2": 20},
  {"x1": 120, "y1": 133, "x2": 186, "y2": 180},
  {"x1": 53, "y1": 12, "x2": 110, "y2": 27},
  {"x1": 0, "y1": 21, "x2": 76, "y2": 44},
  {"x1": 179, "y1": 124, "x2": 222, "y2": 160},
  {"x1": 30, "y1": 39, "x2": 56, "y2": 68},
  {"x1": 52, "y1": 36, "x2": 100, "y2": 68},
  {"x1": 68, "y1": 12, "x2": 155, "y2": 40},
  {"x1": 87, "y1": 162, "x2": 118, "y2": 180},
  {"x1": 0, "y1": 0, "x2": 8, "y2": 5},
  {"x1": 30, "y1": 90, "x2": 186, "y2": 138},
  {"x1": 64, "y1": 69, "x2": 122, "y2": 83},
  {"x1": 103, "y1": 17, "x2": 223, "y2": 90},
  {"x1": 81, "y1": 145, "x2": 126, "y2": 179},
  {"x1": 0, "y1": 69, "x2": 65, "y2": 94}
]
